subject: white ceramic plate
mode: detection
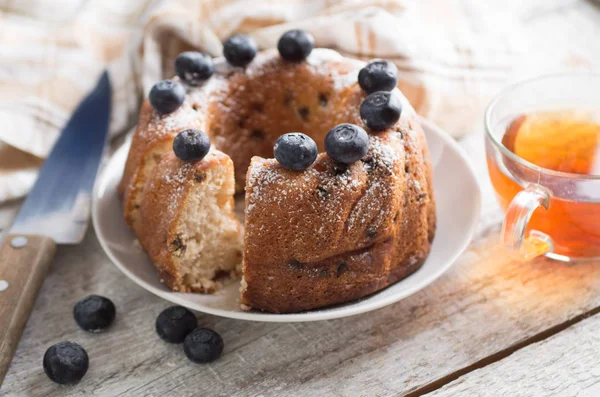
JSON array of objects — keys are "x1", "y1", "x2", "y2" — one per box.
[{"x1": 92, "y1": 118, "x2": 480, "y2": 322}]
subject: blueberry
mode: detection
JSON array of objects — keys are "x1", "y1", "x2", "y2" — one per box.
[
  {"x1": 149, "y1": 80, "x2": 185, "y2": 114},
  {"x1": 358, "y1": 59, "x2": 398, "y2": 94},
  {"x1": 277, "y1": 29, "x2": 314, "y2": 62},
  {"x1": 43, "y1": 342, "x2": 89, "y2": 384},
  {"x1": 73, "y1": 295, "x2": 116, "y2": 332},
  {"x1": 360, "y1": 91, "x2": 402, "y2": 131},
  {"x1": 155, "y1": 306, "x2": 197, "y2": 344},
  {"x1": 175, "y1": 51, "x2": 214, "y2": 85},
  {"x1": 274, "y1": 132, "x2": 318, "y2": 170},
  {"x1": 173, "y1": 129, "x2": 211, "y2": 162},
  {"x1": 183, "y1": 328, "x2": 224, "y2": 363},
  {"x1": 325, "y1": 123, "x2": 369, "y2": 164},
  {"x1": 223, "y1": 34, "x2": 257, "y2": 67}
]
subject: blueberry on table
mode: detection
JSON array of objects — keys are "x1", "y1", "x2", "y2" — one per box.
[
  {"x1": 223, "y1": 34, "x2": 258, "y2": 67},
  {"x1": 73, "y1": 295, "x2": 116, "y2": 332},
  {"x1": 175, "y1": 51, "x2": 214, "y2": 85},
  {"x1": 360, "y1": 91, "x2": 402, "y2": 131},
  {"x1": 325, "y1": 123, "x2": 369, "y2": 164},
  {"x1": 149, "y1": 80, "x2": 186, "y2": 114},
  {"x1": 277, "y1": 29, "x2": 315, "y2": 62},
  {"x1": 358, "y1": 59, "x2": 398, "y2": 94},
  {"x1": 274, "y1": 132, "x2": 318, "y2": 170},
  {"x1": 183, "y1": 328, "x2": 224, "y2": 363},
  {"x1": 43, "y1": 342, "x2": 89, "y2": 385},
  {"x1": 155, "y1": 306, "x2": 198, "y2": 344},
  {"x1": 173, "y1": 129, "x2": 211, "y2": 162}
]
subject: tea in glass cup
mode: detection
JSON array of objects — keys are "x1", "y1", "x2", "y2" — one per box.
[{"x1": 485, "y1": 74, "x2": 600, "y2": 261}]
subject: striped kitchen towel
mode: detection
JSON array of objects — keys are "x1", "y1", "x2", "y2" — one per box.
[{"x1": 1, "y1": 0, "x2": 578, "y2": 203}]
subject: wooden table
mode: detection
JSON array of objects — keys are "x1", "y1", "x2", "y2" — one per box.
[{"x1": 2, "y1": 1, "x2": 600, "y2": 396}]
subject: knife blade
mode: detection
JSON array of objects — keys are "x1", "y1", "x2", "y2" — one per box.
[
  {"x1": 0, "y1": 71, "x2": 111, "y2": 383},
  {"x1": 9, "y1": 71, "x2": 111, "y2": 243}
]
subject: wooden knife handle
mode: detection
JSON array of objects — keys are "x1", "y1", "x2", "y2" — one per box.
[{"x1": 0, "y1": 234, "x2": 56, "y2": 384}]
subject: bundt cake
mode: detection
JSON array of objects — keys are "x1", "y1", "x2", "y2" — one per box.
[{"x1": 119, "y1": 30, "x2": 436, "y2": 313}]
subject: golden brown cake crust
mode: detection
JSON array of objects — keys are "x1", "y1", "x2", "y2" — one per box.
[
  {"x1": 241, "y1": 94, "x2": 435, "y2": 312},
  {"x1": 120, "y1": 48, "x2": 436, "y2": 313},
  {"x1": 119, "y1": 79, "x2": 225, "y2": 229},
  {"x1": 240, "y1": 239, "x2": 427, "y2": 314}
]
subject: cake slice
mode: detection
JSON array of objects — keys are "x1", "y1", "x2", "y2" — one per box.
[{"x1": 135, "y1": 149, "x2": 243, "y2": 293}]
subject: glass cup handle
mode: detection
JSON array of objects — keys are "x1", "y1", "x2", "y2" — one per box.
[{"x1": 501, "y1": 184, "x2": 554, "y2": 260}]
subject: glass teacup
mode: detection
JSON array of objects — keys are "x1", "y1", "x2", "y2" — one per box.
[{"x1": 485, "y1": 74, "x2": 600, "y2": 261}]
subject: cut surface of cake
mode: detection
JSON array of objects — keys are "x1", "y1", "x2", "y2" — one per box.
[
  {"x1": 119, "y1": 30, "x2": 436, "y2": 313},
  {"x1": 135, "y1": 150, "x2": 242, "y2": 293}
]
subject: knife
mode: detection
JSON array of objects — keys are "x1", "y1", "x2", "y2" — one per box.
[{"x1": 0, "y1": 71, "x2": 111, "y2": 382}]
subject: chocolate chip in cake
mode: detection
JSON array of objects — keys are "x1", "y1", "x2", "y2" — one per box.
[
  {"x1": 170, "y1": 236, "x2": 186, "y2": 255},
  {"x1": 336, "y1": 262, "x2": 349, "y2": 278},
  {"x1": 366, "y1": 226, "x2": 377, "y2": 239},
  {"x1": 393, "y1": 211, "x2": 400, "y2": 223},
  {"x1": 405, "y1": 165, "x2": 410, "y2": 173},
  {"x1": 333, "y1": 163, "x2": 349, "y2": 176},
  {"x1": 418, "y1": 193, "x2": 427, "y2": 202},
  {"x1": 214, "y1": 270, "x2": 232, "y2": 281},
  {"x1": 318, "y1": 92, "x2": 329, "y2": 107},
  {"x1": 362, "y1": 156, "x2": 376, "y2": 173},
  {"x1": 317, "y1": 185, "x2": 329, "y2": 199},
  {"x1": 252, "y1": 102, "x2": 264, "y2": 113},
  {"x1": 250, "y1": 129, "x2": 265, "y2": 140},
  {"x1": 194, "y1": 172, "x2": 207, "y2": 183},
  {"x1": 283, "y1": 90, "x2": 294, "y2": 106},
  {"x1": 298, "y1": 107, "x2": 310, "y2": 121},
  {"x1": 171, "y1": 236, "x2": 183, "y2": 249}
]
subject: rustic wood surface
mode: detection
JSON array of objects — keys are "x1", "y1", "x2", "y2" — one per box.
[
  {"x1": 1, "y1": 1, "x2": 600, "y2": 396},
  {"x1": 426, "y1": 313, "x2": 600, "y2": 397}
]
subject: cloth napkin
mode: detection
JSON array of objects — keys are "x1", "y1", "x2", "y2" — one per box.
[{"x1": 0, "y1": 0, "x2": 575, "y2": 203}]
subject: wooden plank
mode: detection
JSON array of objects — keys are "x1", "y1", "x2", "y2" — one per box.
[{"x1": 425, "y1": 312, "x2": 600, "y2": 397}]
